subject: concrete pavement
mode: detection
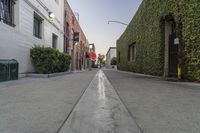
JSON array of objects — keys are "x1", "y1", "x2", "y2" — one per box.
[
  {"x1": 58, "y1": 70, "x2": 141, "y2": 133},
  {"x1": 0, "y1": 70, "x2": 97, "y2": 133},
  {"x1": 103, "y1": 69, "x2": 200, "y2": 133},
  {"x1": 1, "y1": 68, "x2": 200, "y2": 133}
]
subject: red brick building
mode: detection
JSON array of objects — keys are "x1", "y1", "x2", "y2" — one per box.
[{"x1": 64, "y1": 0, "x2": 89, "y2": 70}]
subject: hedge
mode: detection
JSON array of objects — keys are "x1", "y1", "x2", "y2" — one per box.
[
  {"x1": 111, "y1": 57, "x2": 117, "y2": 65},
  {"x1": 117, "y1": 0, "x2": 200, "y2": 81},
  {"x1": 30, "y1": 45, "x2": 71, "y2": 74}
]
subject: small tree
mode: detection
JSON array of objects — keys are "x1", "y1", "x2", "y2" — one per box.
[
  {"x1": 98, "y1": 54, "x2": 105, "y2": 68},
  {"x1": 111, "y1": 57, "x2": 117, "y2": 65}
]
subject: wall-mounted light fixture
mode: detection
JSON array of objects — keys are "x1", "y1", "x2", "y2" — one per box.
[{"x1": 49, "y1": 12, "x2": 55, "y2": 19}]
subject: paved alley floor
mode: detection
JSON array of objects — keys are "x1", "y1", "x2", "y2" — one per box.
[
  {"x1": 58, "y1": 70, "x2": 141, "y2": 133},
  {"x1": 0, "y1": 70, "x2": 97, "y2": 133},
  {"x1": 1, "y1": 69, "x2": 200, "y2": 133},
  {"x1": 103, "y1": 69, "x2": 200, "y2": 133}
]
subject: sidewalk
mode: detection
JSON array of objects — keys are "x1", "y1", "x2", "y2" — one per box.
[
  {"x1": 103, "y1": 69, "x2": 200, "y2": 133},
  {"x1": 106, "y1": 68, "x2": 200, "y2": 87},
  {"x1": 0, "y1": 70, "x2": 97, "y2": 133}
]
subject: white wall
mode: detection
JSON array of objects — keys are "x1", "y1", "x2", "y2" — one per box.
[
  {"x1": 106, "y1": 48, "x2": 116, "y2": 67},
  {"x1": 0, "y1": 0, "x2": 64, "y2": 74}
]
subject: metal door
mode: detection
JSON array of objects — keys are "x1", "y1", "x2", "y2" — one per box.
[{"x1": 168, "y1": 33, "x2": 178, "y2": 77}]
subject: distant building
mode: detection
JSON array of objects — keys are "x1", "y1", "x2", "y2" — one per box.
[
  {"x1": 89, "y1": 43, "x2": 95, "y2": 52},
  {"x1": 106, "y1": 47, "x2": 116, "y2": 68},
  {"x1": 88, "y1": 43, "x2": 96, "y2": 68}
]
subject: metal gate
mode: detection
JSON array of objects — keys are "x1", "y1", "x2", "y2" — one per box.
[{"x1": 168, "y1": 33, "x2": 178, "y2": 77}]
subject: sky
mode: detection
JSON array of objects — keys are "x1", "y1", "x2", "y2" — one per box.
[{"x1": 67, "y1": 0, "x2": 142, "y2": 55}]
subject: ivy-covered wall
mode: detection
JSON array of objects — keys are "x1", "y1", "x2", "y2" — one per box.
[{"x1": 117, "y1": 0, "x2": 200, "y2": 81}]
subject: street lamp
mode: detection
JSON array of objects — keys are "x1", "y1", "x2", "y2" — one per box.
[{"x1": 107, "y1": 20, "x2": 128, "y2": 26}]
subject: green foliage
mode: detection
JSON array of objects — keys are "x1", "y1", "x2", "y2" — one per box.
[
  {"x1": 117, "y1": 0, "x2": 200, "y2": 81},
  {"x1": 30, "y1": 45, "x2": 71, "y2": 74},
  {"x1": 110, "y1": 57, "x2": 117, "y2": 65},
  {"x1": 98, "y1": 54, "x2": 105, "y2": 65},
  {"x1": 102, "y1": 60, "x2": 106, "y2": 65}
]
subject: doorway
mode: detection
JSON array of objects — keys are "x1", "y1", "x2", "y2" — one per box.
[
  {"x1": 164, "y1": 15, "x2": 179, "y2": 78},
  {"x1": 168, "y1": 32, "x2": 178, "y2": 77}
]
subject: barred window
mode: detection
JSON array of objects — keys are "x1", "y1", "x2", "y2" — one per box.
[
  {"x1": 0, "y1": 0, "x2": 15, "y2": 26},
  {"x1": 128, "y1": 43, "x2": 136, "y2": 61},
  {"x1": 52, "y1": 33, "x2": 58, "y2": 49},
  {"x1": 33, "y1": 13, "x2": 43, "y2": 39}
]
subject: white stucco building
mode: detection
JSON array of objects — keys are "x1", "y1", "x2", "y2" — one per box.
[
  {"x1": 0, "y1": 0, "x2": 64, "y2": 74},
  {"x1": 106, "y1": 47, "x2": 116, "y2": 68}
]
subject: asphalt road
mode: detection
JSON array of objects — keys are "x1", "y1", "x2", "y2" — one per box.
[
  {"x1": 103, "y1": 69, "x2": 200, "y2": 133},
  {"x1": 0, "y1": 70, "x2": 97, "y2": 133}
]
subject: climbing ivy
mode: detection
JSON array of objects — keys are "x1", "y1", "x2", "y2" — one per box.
[{"x1": 117, "y1": 0, "x2": 200, "y2": 81}]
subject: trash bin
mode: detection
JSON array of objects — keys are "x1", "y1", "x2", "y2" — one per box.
[
  {"x1": 0, "y1": 60, "x2": 9, "y2": 82},
  {"x1": 9, "y1": 59, "x2": 18, "y2": 80},
  {"x1": 0, "y1": 59, "x2": 18, "y2": 82}
]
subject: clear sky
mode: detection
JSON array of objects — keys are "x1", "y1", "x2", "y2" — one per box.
[{"x1": 67, "y1": 0, "x2": 142, "y2": 55}]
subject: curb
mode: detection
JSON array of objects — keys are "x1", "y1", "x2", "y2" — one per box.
[
  {"x1": 105, "y1": 69, "x2": 200, "y2": 87},
  {"x1": 26, "y1": 71, "x2": 72, "y2": 78},
  {"x1": 115, "y1": 69, "x2": 162, "y2": 79}
]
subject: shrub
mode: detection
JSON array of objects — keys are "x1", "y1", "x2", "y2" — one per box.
[
  {"x1": 30, "y1": 45, "x2": 71, "y2": 74},
  {"x1": 111, "y1": 57, "x2": 117, "y2": 65}
]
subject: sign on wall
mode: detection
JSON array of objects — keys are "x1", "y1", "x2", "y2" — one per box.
[{"x1": 73, "y1": 32, "x2": 79, "y2": 42}]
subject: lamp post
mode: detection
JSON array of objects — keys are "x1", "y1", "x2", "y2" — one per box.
[
  {"x1": 89, "y1": 44, "x2": 93, "y2": 71},
  {"x1": 107, "y1": 20, "x2": 128, "y2": 26}
]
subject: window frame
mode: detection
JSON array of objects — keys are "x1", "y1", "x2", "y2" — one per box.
[
  {"x1": 52, "y1": 33, "x2": 58, "y2": 49},
  {"x1": 128, "y1": 42, "x2": 136, "y2": 61},
  {"x1": 33, "y1": 12, "x2": 43, "y2": 39},
  {"x1": 118, "y1": 51, "x2": 120, "y2": 63},
  {"x1": 0, "y1": 0, "x2": 15, "y2": 27}
]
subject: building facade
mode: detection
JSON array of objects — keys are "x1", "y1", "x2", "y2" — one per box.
[
  {"x1": 64, "y1": 0, "x2": 89, "y2": 71},
  {"x1": 0, "y1": 0, "x2": 64, "y2": 74},
  {"x1": 106, "y1": 47, "x2": 116, "y2": 68},
  {"x1": 117, "y1": 0, "x2": 200, "y2": 81}
]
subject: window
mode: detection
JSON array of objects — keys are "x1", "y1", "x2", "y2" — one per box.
[
  {"x1": 52, "y1": 33, "x2": 58, "y2": 49},
  {"x1": 128, "y1": 43, "x2": 136, "y2": 61},
  {"x1": 0, "y1": 0, "x2": 15, "y2": 26},
  {"x1": 118, "y1": 51, "x2": 120, "y2": 63},
  {"x1": 33, "y1": 13, "x2": 43, "y2": 39}
]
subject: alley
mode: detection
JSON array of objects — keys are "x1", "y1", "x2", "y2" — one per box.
[
  {"x1": 1, "y1": 69, "x2": 200, "y2": 133},
  {"x1": 58, "y1": 70, "x2": 141, "y2": 133}
]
